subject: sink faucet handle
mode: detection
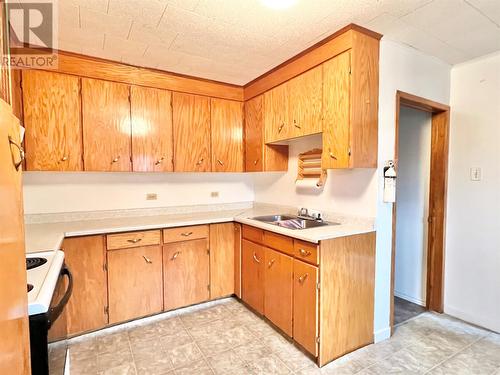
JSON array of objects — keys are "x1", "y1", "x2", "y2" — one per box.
[{"x1": 298, "y1": 207, "x2": 309, "y2": 217}]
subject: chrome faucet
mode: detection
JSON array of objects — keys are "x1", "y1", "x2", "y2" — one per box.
[{"x1": 298, "y1": 207, "x2": 323, "y2": 221}]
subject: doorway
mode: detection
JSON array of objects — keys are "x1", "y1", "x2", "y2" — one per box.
[{"x1": 390, "y1": 91, "x2": 450, "y2": 330}]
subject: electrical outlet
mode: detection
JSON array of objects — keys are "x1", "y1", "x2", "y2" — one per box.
[
  {"x1": 146, "y1": 193, "x2": 158, "y2": 200},
  {"x1": 470, "y1": 167, "x2": 482, "y2": 181},
  {"x1": 211, "y1": 191, "x2": 219, "y2": 198}
]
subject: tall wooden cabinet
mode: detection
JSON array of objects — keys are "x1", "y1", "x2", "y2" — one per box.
[
  {"x1": 244, "y1": 95, "x2": 288, "y2": 172},
  {"x1": 131, "y1": 86, "x2": 173, "y2": 172},
  {"x1": 81, "y1": 78, "x2": 131, "y2": 172},
  {"x1": 172, "y1": 93, "x2": 211, "y2": 172},
  {"x1": 211, "y1": 98, "x2": 244, "y2": 172},
  {"x1": 22, "y1": 70, "x2": 82, "y2": 171}
]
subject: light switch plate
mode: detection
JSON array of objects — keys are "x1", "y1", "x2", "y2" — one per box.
[
  {"x1": 211, "y1": 191, "x2": 219, "y2": 198},
  {"x1": 146, "y1": 193, "x2": 158, "y2": 200},
  {"x1": 470, "y1": 167, "x2": 482, "y2": 181}
]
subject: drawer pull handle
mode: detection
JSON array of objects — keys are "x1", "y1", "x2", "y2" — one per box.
[
  {"x1": 171, "y1": 251, "x2": 181, "y2": 261},
  {"x1": 268, "y1": 259, "x2": 275, "y2": 268},
  {"x1": 112, "y1": 156, "x2": 120, "y2": 163},
  {"x1": 278, "y1": 123, "x2": 285, "y2": 133},
  {"x1": 253, "y1": 158, "x2": 259, "y2": 165},
  {"x1": 127, "y1": 238, "x2": 142, "y2": 244},
  {"x1": 299, "y1": 248, "x2": 311, "y2": 257},
  {"x1": 217, "y1": 159, "x2": 224, "y2": 166},
  {"x1": 252, "y1": 252, "x2": 260, "y2": 264},
  {"x1": 155, "y1": 157, "x2": 165, "y2": 165},
  {"x1": 298, "y1": 273, "x2": 309, "y2": 284},
  {"x1": 8, "y1": 136, "x2": 25, "y2": 171},
  {"x1": 142, "y1": 255, "x2": 152, "y2": 264},
  {"x1": 61, "y1": 155, "x2": 68, "y2": 162},
  {"x1": 181, "y1": 231, "x2": 193, "y2": 237},
  {"x1": 196, "y1": 158, "x2": 204, "y2": 166},
  {"x1": 293, "y1": 120, "x2": 301, "y2": 129},
  {"x1": 329, "y1": 152, "x2": 337, "y2": 160}
]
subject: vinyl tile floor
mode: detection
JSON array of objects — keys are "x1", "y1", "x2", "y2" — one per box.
[
  {"x1": 393, "y1": 296, "x2": 427, "y2": 325},
  {"x1": 58, "y1": 297, "x2": 500, "y2": 375}
]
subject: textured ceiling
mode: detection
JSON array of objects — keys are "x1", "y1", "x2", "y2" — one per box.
[{"x1": 9, "y1": 0, "x2": 500, "y2": 84}]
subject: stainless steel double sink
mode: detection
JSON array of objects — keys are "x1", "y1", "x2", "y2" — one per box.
[{"x1": 250, "y1": 214, "x2": 340, "y2": 230}]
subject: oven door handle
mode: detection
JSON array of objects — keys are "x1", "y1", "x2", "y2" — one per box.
[{"x1": 48, "y1": 266, "x2": 73, "y2": 328}]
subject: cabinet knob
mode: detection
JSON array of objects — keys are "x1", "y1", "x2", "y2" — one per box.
[
  {"x1": 196, "y1": 158, "x2": 204, "y2": 166},
  {"x1": 252, "y1": 252, "x2": 260, "y2": 264},
  {"x1": 155, "y1": 157, "x2": 165, "y2": 165},
  {"x1": 278, "y1": 123, "x2": 285, "y2": 133},
  {"x1": 112, "y1": 156, "x2": 120, "y2": 163},
  {"x1": 217, "y1": 159, "x2": 224, "y2": 166},
  {"x1": 253, "y1": 158, "x2": 259, "y2": 166},
  {"x1": 299, "y1": 248, "x2": 311, "y2": 257},
  {"x1": 171, "y1": 251, "x2": 181, "y2": 261},
  {"x1": 268, "y1": 259, "x2": 275, "y2": 268},
  {"x1": 142, "y1": 255, "x2": 152, "y2": 264},
  {"x1": 61, "y1": 156, "x2": 68, "y2": 162},
  {"x1": 298, "y1": 273, "x2": 309, "y2": 284}
]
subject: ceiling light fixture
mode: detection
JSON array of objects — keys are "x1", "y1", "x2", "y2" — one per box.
[{"x1": 260, "y1": 0, "x2": 298, "y2": 10}]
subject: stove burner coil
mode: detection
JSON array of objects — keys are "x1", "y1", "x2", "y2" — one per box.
[{"x1": 26, "y1": 257, "x2": 47, "y2": 270}]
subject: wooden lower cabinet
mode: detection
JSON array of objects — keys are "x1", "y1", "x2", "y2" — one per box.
[
  {"x1": 163, "y1": 239, "x2": 210, "y2": 310},
  {"x1": 107, "y1": 245, "x2": 163, "y2": 324},
  {"x1": 62, "y1": 236, "x2": 108, "y2": 336},
  {"x1": 293, "y1": 259, "x2": 319, "y2": 356},
  {"x1": 234, "y1": 223, "x2": 242, "y2": 298},
  {"x1": 209, "y1": 223, "x2": 235, "y2": 299},
  {"x1": 264, "y1": 248, "x2": 293, "y2": 336},
  {"x1": 241, "y1": 239, "x2": 264, "y2": 314}
]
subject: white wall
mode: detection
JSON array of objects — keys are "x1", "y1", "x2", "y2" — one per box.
[
  {"x1": 374, "y1": 40, "x2": 450, "y2": 341},
  {"x1": 444, "y1": 52, "x2": 500, "y2": 333},
  {"x1": 394, "y1": 107, "x2": 431, "y2": 306},
  {"x1": 23, "y1": 172, "x2": 254, "y2": 214},
  {"x1": 253, "y1": 134, "x2": 378, "y2": 217}
]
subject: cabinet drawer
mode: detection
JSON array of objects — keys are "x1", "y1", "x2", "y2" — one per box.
[
  {"x1": 107, "y1": 230, "x2": 161, "y2": 250},
  {"x1": 294, "y1": 240, "x2": 319, "y2": 265},
  {"x1": 263, "y1": 231, "x2": 294, "y2": 255},
  {"x1": 163, "y1": 225, "x2": 209, "y2": 243},
  {"x1": 242, "y1": 225, "x2": 264, "y2": 244}
]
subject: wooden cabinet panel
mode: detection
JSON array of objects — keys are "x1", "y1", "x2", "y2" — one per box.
[
  {"x1": 264, "y1": 248, "x2": 293, "y2": 336},
  {"x1": 62, "y1": 236, "x2": 108, "y2": 335},
  {"x1": 23, "y1": 70, "x2": 82, "y2": 171},
  {"x1": 131, "y1": 86, "x2": 173, "y2": 172},
  {"x1": 322, "y1": 51, "x2": 351, "y2": 169},
  {"x1": 241, "y1": 239, "x2": 264, "y2": 315},
  {"x1": 209, "y1": 223, "x2": 235, "y2": 298},
  {"x1": 264, "y1": 82, "x2": 290, "y2": 143},
  {"x1": 108, "y1": 245, "x2": 163, "y2": 324},
  {"x1": 163, "y1": 239, "x2": 210, "y2": 310},
  {"x1": 288, "y1": 66, "x2": 323, "y2": 138},
  {"x1": 242, "y1": 225, "x2": 264, "y2": 243},
  {"x1": 293, "y1": 259, "x2": 319, "y2": 356},
  {"x1": 211, "y1": 98, "x2": 244, "y2": 172},
  {"x1": 163, "y1": 225, "x2": 209, "y2": 243},
  {"x1": 106, "y1": 230, "x2": 161, "y2": 250},
  {"x1": 234, "y1": 223, "x2": 242, "y2": 298},
  {"x1": 172, "y1": 93, "x2": 211, "y2": 172},
  {"x1": 244, "y1": 94, "x2": 288, "y2": 172},
  {"x1": 82, "y1": 78, "x2": 131, "y2": 171},
  {"x1": 263, "y1": 231, "x2": 294, "y2": 255}
]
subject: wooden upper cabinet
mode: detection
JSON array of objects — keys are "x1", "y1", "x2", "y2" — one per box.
[
  {"x1": 211, "y1": 98, "x2": 243, "y2": 172},
  {"x1": 172, "y1": 93, "x2": 211, "y2": 172},
  {"x1": 23, "y1": 70, "x2": 82, "y2": 171},
  {"x1": 107, "y1": 245, "x2": 163, "y2": 324},
  {"x1": 209, "y1": 223, "x2": 235, "y2": 298},
  {"x1": 322, "y1": 51, "x2": 351, "y2": 169},
  {"x1": 288, "y1": 66, "x2": 323, "y2": 138},
  {"x1": 264, "y1": 82, "x2": 290, "y2": 143},
  {"x1": 81, "y1": 78, "x2": 131, "y2": 171},
  {"x1": 244, "y1": 95, "x2": 288, "y2": 172},
  {"x1": 131, "y1": 86, "x2": 173, "y2": 172}
]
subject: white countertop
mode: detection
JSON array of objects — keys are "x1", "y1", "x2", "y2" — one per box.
[{"x1": 25, "y1": 203, "x2": 375, "y2": 253}]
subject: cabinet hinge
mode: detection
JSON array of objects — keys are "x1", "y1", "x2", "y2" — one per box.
[
  {"x1": 316, "y1": 336, "x2": 320, "y2": 344},
  {"x1": 348, "y1": 147, "x2": 352, "y2": 156},
  {"x1": 349, "y1": 66, "x2": 352, "y2": 74},
  {"x1": 316, "y1": 282, "x2": 320, "y2": 290},
  {"x1": 103, "y1": 263, "x2": 108, "y2": 272},
  {"x1": 207, "y1": 249, "x2": 210, "y2": 255},
  {"x1": 104, "y1": 306, "x2": 109, "y2": 315}
]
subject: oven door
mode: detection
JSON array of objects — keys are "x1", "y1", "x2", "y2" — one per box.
[{"x1": 47, "y1": 265, "x2": 73, "y2": 375}]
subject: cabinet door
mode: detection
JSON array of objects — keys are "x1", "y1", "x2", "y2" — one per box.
[
  {"x1": 234, "y1": 223, "x2": 242, "y2": 298},
  {"x1": 23, "y1": 70, "x2": 82, "y2": 171},
  {"x1": 131, "y1": 86, "x2": 173, "y2": 172},
  {"x1": 288, "y1": 66, "x2": 323, "y2": 138},
  {"x1": 62, "y1": 236, "x2": 108, "y2": 335},
  {"x1": 241, "y1": 239, "x2": 264, "y2": 314},
  {"x1": 82, "y1": 78, "x2": 131, "y2": 171},
  {"x1": 322, "y1": 51, "x2": 351, "y2": 169},
  {"x1": 163, "y1": 239, "x2": 210, "y2": 310},
  {"x1": 173, "y1": 93, "x2": 211, "y2": 172},
  {"x1": 264, "y1": 247, "x2": 293, "y2": 336},
  {"x1": 209, "y1": 223, "x2": 235, "y2": 298},
  {"x1": 108, "y1": 245, "x2": 163, "y2": 324},
  {"x1": 293, "y1": 259, "x2": 319, "y2": 356},
  {"x1": 264, "y1": 82, "x2": 290, "y2": 142},
  {"x1": 211, "y1": 98, "x2": 243, "y2": 172}
]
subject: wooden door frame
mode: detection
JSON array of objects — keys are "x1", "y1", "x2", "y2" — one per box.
[{"x1": 390, "y1": 91, "x2": 450, "y2": 331}]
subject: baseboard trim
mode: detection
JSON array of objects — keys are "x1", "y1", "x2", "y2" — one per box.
[
  {"x1": 444, "y1": 305, "x2": 500, "y2": 334},
  {"x1": 394, "y1": 290, "x2": 426, "y2": 307},
  {"x1": 374, "y1": 326, "x2": 391, "y2": 343}
]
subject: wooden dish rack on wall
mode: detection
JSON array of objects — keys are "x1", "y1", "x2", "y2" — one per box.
[{"x1": 296, "y1": 148, "x2": 327, "y2": 188}]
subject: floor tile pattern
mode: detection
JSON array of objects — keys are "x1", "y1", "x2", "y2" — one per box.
[
  {"x1": 394, "y1": 296, "x2": 426, "y2": 325},
  {"x1": 61, "y1": 298, "x2": 500, "y2": 374}
]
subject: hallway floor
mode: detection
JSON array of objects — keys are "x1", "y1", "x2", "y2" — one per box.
[
  {"x1": 61, "y1": 298, "x2": 500, "y2": 374},
  {"x1": 394, "y1": 296, "x2": 427, "y2": 325}
]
